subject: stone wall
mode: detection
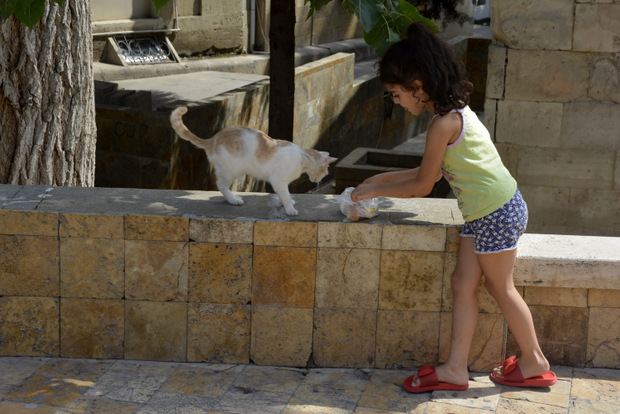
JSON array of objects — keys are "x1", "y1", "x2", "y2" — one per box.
[
  {"x1": 485, "y1": 0, "x2": 620, "y2": 236},
  {"x1": 0, "y1": 184, "x2": 618, "y2": 370}
]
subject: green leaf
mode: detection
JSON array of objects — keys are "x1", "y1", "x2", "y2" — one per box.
[
  {"x1": 0, "y1": 0, "x2": 17, "y2": 21},
  {"x1": 151, "y1": 0, "x2": 171, "y2": 15},
  {"x1": 14, "y1": 0, "x2": 46, "y2": 29},
  {"x1": 341, "y1": 0, "x2": 385, "y2": 33},
  {"x1": 363, "y1": 1, "x2": 439, "y2": 57},
  {"x1": 396, "y1": 0, "x2": 438, "y2": 33},
  {"x1": 362, "y1": 11, "x2": 403, "y2": 58}
]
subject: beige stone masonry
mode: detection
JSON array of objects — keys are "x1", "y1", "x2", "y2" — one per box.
[
  {"x1": 560, "y1": 103, "x2": 620, "y2": 150},
  {"x1": 488, "y1": 0, "x2": 620, "y2": 238},
  {"x1": 574, "y1": 3, "x2": 620, "y2": 52},
  {"x1": 0, "y1": 184, "x2": 618, "y2": 370},
  {"x1": 505, "y1": 50, "x2": 589, "y2": 102},
  {"x1": 493, "y1": 0, "x2": 575, "y2": 51},
  {"x1": 495, "y1": 101, "x2": 563, "y2": 147}
]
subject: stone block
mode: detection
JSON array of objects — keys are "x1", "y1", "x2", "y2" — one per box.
[
  {"x1": 590, "y1": 55, "x2": 620, "y2": 104},
  {"x1": 445, "y1": 227, "x2": 461, "y2": 253},
  {"x1": 492, "y1": 0, "x2": 574, "y2": 50},
  {"x1": 524, "y1": 287, "x2": 588, "y2": 308},
  {"x1": 250, "y1": 306, "x2": 313, "y2": 367},
  {"x1": 313, "y1": 308, "x2": 376, "y2": 368},
  {"x1": 254, "y1": 221, "x2": 317, "y2": 247},
  {"x1": 485, "y1": 45, "x2": 506, "y2": 100},
  {"x1": 382, "y1": 225, "x2": 447, "y2": 252},
  {"x1": 60, "y1": 298, "x2": 124, "y2": 359},
  {"x1": 561, "y1": 103, "x2": 620, "y2": 150},
  {"x1": 125, "y1": 301, "x2": 188, "y2": 361},
  {"x1": 59, "y1": 213, "x2": 123, "y2": 239},
  {"x1": 439, "y1": 312, "x2": 505, "y2": 372},
  {"x1": 588, "y1": 289, "x2": 620, "y2": 308},
  {"x1": 516, "y1": 233, "x2": 620, "y2": 290},
  {"x1": 586, "y1": 307, "x2": 620, "y2": 368},
  {"x1": 505, "y1": 50, "x2": 589, "y2": 102},
  {"x1": 569, "y1": 189, "x2": 620, "y2": 232},
  {"x1": 494, "y1": 143, "x2": 518, "y2": 178},
  {"x1": 189, "y1": 218, "x2": 254, "y2": 244},
  {"x1": 317, "y1": 222, "x2": 382, "y2": 249},
  {"x1": 158, "y1": 364, "x2": 246, "y2": 400},
  {"x1": 0, "y1": 297, "x2": 59, "y2": 356},
  {"x1": 507, "y1": 305, "x2": 588, "y2": 367},
  {"x1": 0, "y1": 210, "x2": 57, "y2": 236},
  {"x1": 125, "y1": 214, "x2": 189, "y2": 241},
  {"x1": 0, "y1": 235, "x2": 59, "y2": 297},
  {"x1": 496, "y1": 101, "x2": 563, "y2": 147},
  {"x1": 483, "y1": 99, "x2": 497, "y2": 140},
  {"x1": 518, "y1": 185, "x2": 571, "y2": 233},
  {"x1": 125, "y1": 240, "x2": 189, "y2": 302},
  {"x1": 574, "y1": 3, "x2": 620, "y2": 52},
  {"x1": 516, "y1": 147, "x2": 614, "y2": 190},
  {"x1": 375, "y1": 310, "x2": 440, "y2": 369},
  {"x1": 569, "y1": 367, "x2": 620, "y2": 414},
  {"x1": 379, "y1": 250, "x2": 444, "y2": 311},
  {"x1": 252, "y1": 246, "x2": 316, "y2": 307},
  {"x1": 315, "y1": 248, "x2": 380, "y2": 309},
  {"x1": 188, "y1": 243, "x2": 252, "y2": 304},
  {"x1": 187, "y1": 303, "x2": 250, "y2": 364},
  {"x1": 60, "y1": 238, "x2": 124, "y2": 299}
]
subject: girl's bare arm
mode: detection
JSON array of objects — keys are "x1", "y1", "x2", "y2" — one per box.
[{"x1": 351, "y1": 113, "x2": 460, "y2": 201}]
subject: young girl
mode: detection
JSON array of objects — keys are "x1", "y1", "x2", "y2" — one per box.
[{"x1": 351, "y1": 22, "x2": 557, "y2": 393}]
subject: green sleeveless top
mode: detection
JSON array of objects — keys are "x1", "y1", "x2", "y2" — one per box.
[{"x1": 439, "y1": 106, "x2": 517, "y2": 221}]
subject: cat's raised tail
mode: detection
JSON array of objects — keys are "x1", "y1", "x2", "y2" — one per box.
[{"x1": 170, "y1": 107, "x2": 211, "y2": 151}]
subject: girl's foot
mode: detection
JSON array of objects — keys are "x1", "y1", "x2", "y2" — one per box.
[
  {"x1": 408, "y1": 363, "x2": 469, "y2": 388},
  {"x1": 492, "y1": 354, "x2": 550, "y2": 381}
]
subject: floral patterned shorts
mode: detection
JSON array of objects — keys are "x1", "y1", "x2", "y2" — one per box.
[{"x1": 461, "y1": 189, "x2": 528, "y2": 254}]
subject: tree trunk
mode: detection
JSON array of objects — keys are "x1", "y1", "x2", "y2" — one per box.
[
  {"x1": 0, "y1": 1, "x2": 96, "y2": 186},
  {"x1": 267, "y1": 0, "x2": 295, "y2": 142}
]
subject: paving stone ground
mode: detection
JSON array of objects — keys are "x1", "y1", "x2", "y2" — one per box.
[{"x1": 0, "y1": 357, "x2": 618, "y2": 413}]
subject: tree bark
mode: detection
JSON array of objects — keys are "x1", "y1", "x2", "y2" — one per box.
[
  {"x1": 0, "y1": 1, "x2": 96, "y2": 186},
  {"x1": 267, "y1": 0, "x2": 295, "y2": 142}
]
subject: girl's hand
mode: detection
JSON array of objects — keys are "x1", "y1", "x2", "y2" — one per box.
[{"x1": 351, "y1": 184, "x2": 374, "y2": 202}]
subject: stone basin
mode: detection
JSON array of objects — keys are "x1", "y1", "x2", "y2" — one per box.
[{"x1": 334, "y1": 147, "x2": 451, "y2": 197}]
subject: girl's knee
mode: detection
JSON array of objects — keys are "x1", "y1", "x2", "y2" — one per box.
[
  {"x1": 484, "y1": 278, "x2": 517, "y2": 300},
  {"x1": 451, "y1": 270, "x2": 480, "y2": 296}
]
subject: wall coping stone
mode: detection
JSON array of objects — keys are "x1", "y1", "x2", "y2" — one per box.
[{"x1": 0, "y1": 184, "x2": 462, "y2": 227}]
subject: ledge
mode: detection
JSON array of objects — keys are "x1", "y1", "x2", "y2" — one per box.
[{"x1": 0, "y1": 184, "x2": 463, "y2": 228}]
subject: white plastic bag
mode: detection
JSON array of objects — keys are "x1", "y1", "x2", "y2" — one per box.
[{"x1": 337, "y1": 187, "x2": 379, "y2": 221}]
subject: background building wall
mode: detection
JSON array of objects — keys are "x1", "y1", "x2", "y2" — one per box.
[{"x1": 486, "y1": 0, "x2": 620, "y2": 236}]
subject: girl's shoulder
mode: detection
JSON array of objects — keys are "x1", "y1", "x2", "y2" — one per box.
[{"x1": 428, "y1": 110, "x2": 463, "y2": 146}]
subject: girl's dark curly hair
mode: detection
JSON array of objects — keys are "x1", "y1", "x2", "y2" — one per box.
[{"x1": 379, "y1": 22, "x2": 473, "y2": 116}]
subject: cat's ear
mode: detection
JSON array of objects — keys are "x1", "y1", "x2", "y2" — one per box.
[{"x1": 319, "y1": 151, "x2": 338, "y2": 165}]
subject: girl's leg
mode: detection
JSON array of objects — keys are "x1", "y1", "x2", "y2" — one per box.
[
  {"x1": 478, "y1": 249, "x2": 550, "y2": 379},
  {"x1": 410, "y1": 236, "x2": 481, "y2": 386}
]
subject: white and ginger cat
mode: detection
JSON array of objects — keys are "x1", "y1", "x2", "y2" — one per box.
[{"x1": 170, "y1": 107, "x2": 337, "y2": 216}]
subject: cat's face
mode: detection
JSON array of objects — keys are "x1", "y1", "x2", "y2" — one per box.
[{"x1": 307, "y1": 152, "x2": 337, "y2": 183}]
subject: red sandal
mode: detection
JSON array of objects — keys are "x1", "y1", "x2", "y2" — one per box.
[
  {"x1": 403, "y1": 364, "x2": 469, "y2": 393},
  {"x1": 490, "y1": 356, "x2": 557, "y2": 387}
]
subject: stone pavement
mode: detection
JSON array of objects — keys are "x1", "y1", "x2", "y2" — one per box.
[{"x1": 0, "y1": 358, "x2": 619, "y2": 413}]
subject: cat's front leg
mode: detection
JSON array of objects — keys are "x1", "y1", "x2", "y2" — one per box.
[{"x1": 270, "y1": 180, "x2": 298, "y2": 216}]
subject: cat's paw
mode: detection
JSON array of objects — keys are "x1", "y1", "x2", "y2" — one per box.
[
  {"x1": 226, "y1": 196, "x2": 244, "y2": 206},
  {"x1": 285, "y1": 206, "x2": 299, "y2": 216}
]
